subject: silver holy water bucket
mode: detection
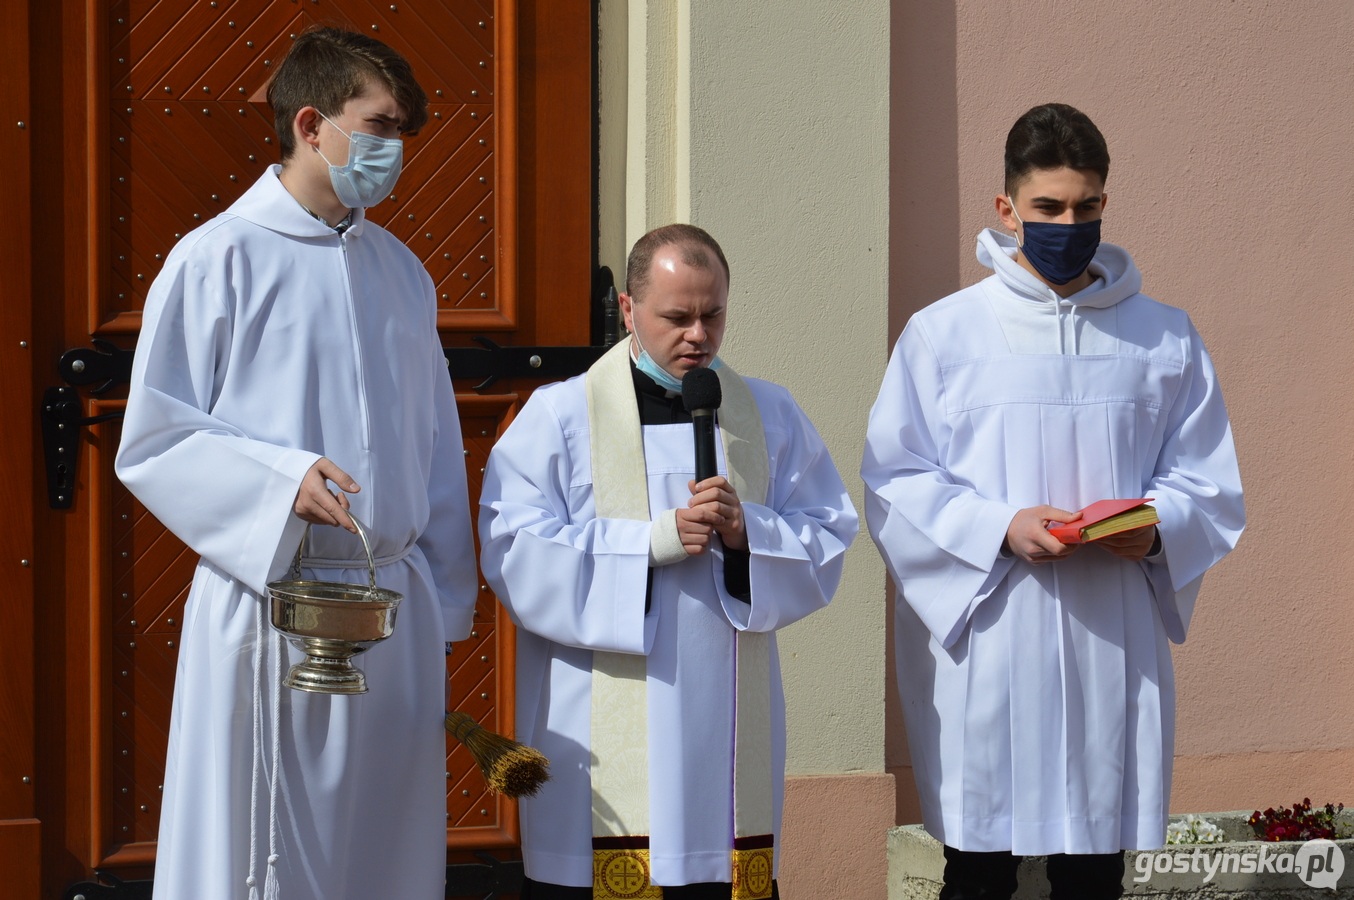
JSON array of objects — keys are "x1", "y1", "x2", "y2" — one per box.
[{"x1": 266, "y1": 514, "x2": 403, "y2": 695}]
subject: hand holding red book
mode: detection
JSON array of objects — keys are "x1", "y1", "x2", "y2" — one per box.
[{"x1": 1047, "y1": 499, "x2": 1159, "y2": 544}]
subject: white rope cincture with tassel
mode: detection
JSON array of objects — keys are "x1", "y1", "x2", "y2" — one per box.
[
  {"x1": 247, "y1": 597, "x2": 286, "y2": 900},
  {"x1": 247, "y1": 598, "x2": 265, "y2": 900},
  {"x1": 263, "y1": 616, "x2": 284, "y2": 900}
]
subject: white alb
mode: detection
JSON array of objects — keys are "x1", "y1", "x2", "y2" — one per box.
[
  {"x1": 478, "y1": 371, "x2": 858, "y2": 887},
  {"x1": 116, "y1": 166, "x2": 478, "y2": 900},
  {"x1": 862, "y1": 229, "x2": 1245, "y2": 855}
]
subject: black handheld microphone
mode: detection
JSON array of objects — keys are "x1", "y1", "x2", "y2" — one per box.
[{"x1": 682, "y1": 367, "x2": 722, "y2": 483}]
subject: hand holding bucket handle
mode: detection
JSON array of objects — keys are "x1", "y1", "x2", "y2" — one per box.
[
  {"x1": 292, "y1": 457, "x2": 361, "y2": 532},
  {"x1": 288, "y1": 512, "x2": 379, "y2": 590}
]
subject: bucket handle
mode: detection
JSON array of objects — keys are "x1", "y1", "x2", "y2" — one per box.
[{"x1": 288, "y1": 512, "x2": 378, "y2": 590}]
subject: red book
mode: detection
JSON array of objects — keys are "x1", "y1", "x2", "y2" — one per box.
[{"x1": 1047, "y1": 499, "x2": 1159, "y2": 544}]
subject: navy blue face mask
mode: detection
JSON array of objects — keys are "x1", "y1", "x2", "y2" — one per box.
[{"x1": 1010, "y1": 200, "x2": 1101, "y2": 286}]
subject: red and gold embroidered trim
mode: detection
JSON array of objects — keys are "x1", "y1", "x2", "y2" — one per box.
[
  {"x1": 591, "y1": 835, "x2": 773, "y2": 898},
  {"x1": 593, "y1": 837, "x2": 663, "y2": 899},
  {"x1": 731, "y1": 835, "x2": 774, "y2": 900}
]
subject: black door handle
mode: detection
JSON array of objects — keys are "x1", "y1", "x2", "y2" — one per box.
[{"x1": 41, "y1": 386, "x2": 125, "y2": 509}]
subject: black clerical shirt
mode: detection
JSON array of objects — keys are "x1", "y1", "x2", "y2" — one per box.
[{"x1": 631, "y1": 362, "x2": 752, "y2": 605}]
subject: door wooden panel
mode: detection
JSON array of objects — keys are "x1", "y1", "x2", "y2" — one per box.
[
  {"x1": 26, "y1": 0, "x2": 593, "y2": 895},
  {"x1": 103, "y1": 0, "x2": 514, "y2": 333},
  {"x1": 0, "y1": 0, "x2": 37, "y2": 893},
  {"x1": 445, "y1": 395, "x2": 517, "y2": 838}
]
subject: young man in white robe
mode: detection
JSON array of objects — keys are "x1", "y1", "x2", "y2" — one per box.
[
  {"x1": 861, "y1": 104, "x2": 1244, "y2": 899},
  {"x1": 114, "y1": 28, "x2": 478, "y2": 900},
  {"x1": 478, "y1": 225, "x2": 858, "y2": 899}
]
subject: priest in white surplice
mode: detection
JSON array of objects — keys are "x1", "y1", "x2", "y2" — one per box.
[
  {"x1": 114, "y1": 30, "x2": 476, "y2": 900},
  {"x1": 479, "y1": 225, "x2": 858, "y2": 900},
  {"x1": 862, "y1": 105, "x2": 1244, "y2": 899}
]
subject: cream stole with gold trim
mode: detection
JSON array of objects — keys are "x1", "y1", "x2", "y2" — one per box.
[{"x1": 586, "y1": 338, "x2": 775, "y2": 900}]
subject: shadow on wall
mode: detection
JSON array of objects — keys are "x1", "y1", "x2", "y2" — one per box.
[
  {"x1": 886, "y1": 0, "x2": 959, "y2": 825},
  {"x1": 888, "y1": 0, "x2": 961, "y2": 349}
]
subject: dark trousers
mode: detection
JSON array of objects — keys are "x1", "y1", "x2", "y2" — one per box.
[
  {"x1": 520, "y1": 877, "x2": 780, "y2": 899},
  {"x1": 938, "y1": 845, "x2": 1125, "y2": 900}
]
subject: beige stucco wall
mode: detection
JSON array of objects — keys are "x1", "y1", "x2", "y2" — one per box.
[
  {"x1": 600, "y1": 0, "x2": 891, "y2": 776},
  {"x1": 684, "y1": 3, "x2": 890, "y2": 781},
  {"x1": 598, "y1": 2, "x2": 893, "y2": 894},
  {"x1": 890, "y1": 0, "x2": 1354, "y2": 819}
]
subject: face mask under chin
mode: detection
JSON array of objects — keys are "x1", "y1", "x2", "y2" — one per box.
[{"x1": 630, "y1": 327, "x2": 722, "y2": 393}]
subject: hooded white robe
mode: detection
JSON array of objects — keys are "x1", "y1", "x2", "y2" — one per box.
[
  {"x1": 861, "y1": 229, "x2": 1244, "y2": 856},
  {"x1": 477, "y1": 371, "x2": 858, "y2": 887},
  {"x1": 115, "y1": 166, "x2": 478, "y2": 900}
]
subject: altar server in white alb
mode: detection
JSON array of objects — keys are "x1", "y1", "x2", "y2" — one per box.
[
  {"x1": 115, "y1": 29, "x2": 477, "y2": 900},
  {"x1": 861, "y1": 104, "x2": 1244, "y2": 900},
  {"x1": 479, "y1": 225, "x2": 858, "y2": 899}
]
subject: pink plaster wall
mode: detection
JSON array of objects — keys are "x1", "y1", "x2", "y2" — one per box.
[
  {"x1": 779, "y1": 773, "x2": 896, "y2": 899},
  {"x1": 889, "y1": 0, "x2": 1354, "y2": 818}
]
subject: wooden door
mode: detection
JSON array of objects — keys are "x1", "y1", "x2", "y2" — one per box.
[
  {"x1": 0, "y1": 0, "x2": 39, "y2": 895},
  {"x1": 15, "y1": 0, "x2": 594, "y2": 896}
]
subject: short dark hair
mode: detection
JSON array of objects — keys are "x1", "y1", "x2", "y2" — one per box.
[
  {"x1": 1004, "y1": 103, "x2": 1110, "y2": 196},
  {"x1": 268, "y1": 27, "x2": 429, "y2": 162},
  {"x1": 625, "y1": 224, "x2": 730, "y2": 301}
]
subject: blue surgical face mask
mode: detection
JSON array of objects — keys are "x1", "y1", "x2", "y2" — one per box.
[
  {"x1": 1008, "y1": 198, "x2": 1101, "y2": 286},
  {"x1": 631, "y1": 329, "x2": 722, "y2": 393},
  {"x1": 317, "y1": 112, "x2": 403, "y2": 209}
]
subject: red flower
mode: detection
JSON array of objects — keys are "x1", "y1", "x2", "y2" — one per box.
[{"x1": 1250, "y1": 800, "x2": 1345, "y2": 842}]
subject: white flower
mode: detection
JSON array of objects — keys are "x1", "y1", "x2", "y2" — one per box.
[{"x1": 1166, "y1": 814, "x2": 1227, "y2": 845}]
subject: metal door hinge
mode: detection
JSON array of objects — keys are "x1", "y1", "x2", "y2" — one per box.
[
  {"x1": 446, "y1": 336, "x2": 607, "y2": 390},
  {"x1": 60, "y1": 338, "x2": 135, "y2": 394}
]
